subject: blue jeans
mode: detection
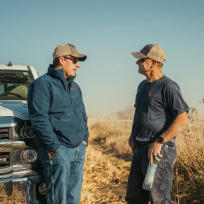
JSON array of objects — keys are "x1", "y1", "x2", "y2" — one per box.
[
  {"x1": 125, "y1": 143, "x2": 177, "y2": 204},
  {"x1": 38, "y1": 142, "x2": 87, "y2": 204}
]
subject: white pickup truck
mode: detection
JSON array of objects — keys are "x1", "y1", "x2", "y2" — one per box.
[{"x1": 0, "y1": 62, "x2": 46, "y2": 204}]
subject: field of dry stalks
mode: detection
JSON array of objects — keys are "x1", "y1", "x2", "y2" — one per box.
[{"x1": 80, "y1": 109, "x2": 204, "y2": 204}]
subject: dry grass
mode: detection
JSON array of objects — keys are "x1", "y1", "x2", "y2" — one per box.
[
  {"x1": 81, "y1": 143, "x2": 129, "y2": 204},
  {"x1": 172, "y1": 109, "x2": 204, "y2": 203},
  {"x1": 89, "y1": 120, "x2": 132, "y2": 157},
  {"x1": 80, "y1": 120, "x2": 131, "y2": 204},
  {"x1": 81, "y1": 108, "x2": 204, "y2": 203}
]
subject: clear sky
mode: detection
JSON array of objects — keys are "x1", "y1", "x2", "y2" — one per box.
[{"x1": 1, "y1": 1, "x2": 204, "y2": 116}]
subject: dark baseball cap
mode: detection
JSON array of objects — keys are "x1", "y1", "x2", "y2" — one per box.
[
  {"x1": 53, "y1": 43, "x2": 87, "y2": 61},
  {"x1": 131, "y1": 44, "x2": 166, "y2": 63}
]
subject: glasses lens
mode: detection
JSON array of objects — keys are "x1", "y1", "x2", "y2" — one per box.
[
  {"x1": 139, "y1": 58, "x2": 153, "y2": 63},
  {"x1": 64, "y1": 56, "x2": 78, "y2": 64},
  {"x1": 140, "y1": 58, "x2": 146, "y2": 62},
  {"x1": 72, "y1": 57, "x2": 78, "y2": 64}
]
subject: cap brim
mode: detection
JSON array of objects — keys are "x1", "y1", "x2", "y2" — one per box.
[
  {"x1": 131, "y1": 52, "x2": 147, "y2": 59},
  {"x1": 71, "y1": 53, "x2": 87, "y2": 61}
]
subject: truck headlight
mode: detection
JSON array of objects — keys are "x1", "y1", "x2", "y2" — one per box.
[
  {"x1": 38, "y1": 183, "x2": 46, "y2": 195},
  {"x1": 19, "y1": 126, "x2": 36, "y2": 138},
  {"x1": 23, "y1": 126, "x2": 36, "y2": 138},
  {"x1": 22, "y1": 149, "x2": 38, "y2": 162}
]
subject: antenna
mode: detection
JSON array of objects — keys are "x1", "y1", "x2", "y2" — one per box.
[{"x1": 8, "y1": 61, "x2": 12, "y2": 66}]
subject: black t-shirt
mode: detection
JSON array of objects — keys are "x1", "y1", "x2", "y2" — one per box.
[{"x1": 131, "y1": 75, "x2": 189, "y2": 144}]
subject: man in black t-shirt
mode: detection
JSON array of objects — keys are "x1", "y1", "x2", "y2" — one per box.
[{"x1": 125, "y1": 44, "x2": 189, "y2": 204}]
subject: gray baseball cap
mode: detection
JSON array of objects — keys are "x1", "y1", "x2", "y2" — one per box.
[
  {"x1": 131, "y1": 44, "x2": 166, "y2": 63},
  {"x1": 53, "y1": 43, "x2": 87, "y2": 61}
]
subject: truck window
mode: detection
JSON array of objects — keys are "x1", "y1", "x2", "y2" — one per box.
[{"x1": 0, "y1": 70, "x2": 34, "y2": 100}]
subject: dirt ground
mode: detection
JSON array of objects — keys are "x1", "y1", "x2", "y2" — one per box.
[{"x1": 81, "y1": 142, "x2": 131, "y2": 204}]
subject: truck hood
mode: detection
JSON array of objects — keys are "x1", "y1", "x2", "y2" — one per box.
[{"x1": 0, "y1": 101, "x2": 29, "y2": 120}]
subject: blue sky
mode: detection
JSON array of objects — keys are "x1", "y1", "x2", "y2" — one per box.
[{"x1": 0, "y1": 1, "x2": 204, "y2": 116}]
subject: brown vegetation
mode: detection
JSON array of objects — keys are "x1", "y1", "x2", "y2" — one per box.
[
  {"x1": 81, "y1": 107, "x2": 204, "y2": 203},
  {"x1": 116, "y1": 106, "x2": 135, "y2": 120}
]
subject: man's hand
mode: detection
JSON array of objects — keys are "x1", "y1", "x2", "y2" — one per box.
[
  {"x1": 148, "y1": 142, "x2": 163, "y2": 166},
  {"x1": 48, "y1": 150, "x2": 58, "y2": 159},
  {"x1": 82, "y1": 141, "x2": 87, "y2": 145}
]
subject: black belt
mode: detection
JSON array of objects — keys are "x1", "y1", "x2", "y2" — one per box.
[
  {"x1": 135, "y1": 141, "x2": 151, "y2": 146},
  {"x1": 134, "y1": 138, "x2": 176, "y2": 147},
  {"x1": 138, "y1": 142, "x2": 147, "y2": 146}
]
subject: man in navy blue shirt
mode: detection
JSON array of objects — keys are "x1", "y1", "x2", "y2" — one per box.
[{"x1": 125, "y1": 44, "x2": 189, "y2": 204}]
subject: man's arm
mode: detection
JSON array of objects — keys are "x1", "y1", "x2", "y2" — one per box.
[
  {"x1": 78, "y1": 86, "x2": 89, "y2": 145},
  {"x1": 82, "y1": 103, "x2": 89, "y2": 144},
  {"x1": 128, "y1": 134, "x2": 135, "y2": 149},
  {"x1": 148, "y1": 112, "x2": 188, "y2": 165},
  {"x1": 28, "y1": 80, "x2": 61, "y2": 152}
]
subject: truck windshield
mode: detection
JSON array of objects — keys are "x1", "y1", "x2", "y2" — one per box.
[{"x1": 0, "y1": 70, "x2": 34, "y2": 100}]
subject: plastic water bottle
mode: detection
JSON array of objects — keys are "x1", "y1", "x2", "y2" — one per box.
[{"x1": 142, "y1": 158, "x2": 158, "y2": 190}]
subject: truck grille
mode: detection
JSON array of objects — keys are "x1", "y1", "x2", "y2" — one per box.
[
  {"x1": 0, "y1": 128, "x2": 9, "y2": 139},
  {"x1": 0, "y1": 153, "x2": 10, "y2": 167}
]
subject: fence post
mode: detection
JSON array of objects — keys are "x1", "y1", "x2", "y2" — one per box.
[{"x1": 125, "y1": 117, "x2": 127, "y2": 130}]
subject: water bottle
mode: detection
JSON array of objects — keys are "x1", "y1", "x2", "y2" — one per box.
[{"x1": 142, "y1": 158, "x2": 158, "y2": 190}]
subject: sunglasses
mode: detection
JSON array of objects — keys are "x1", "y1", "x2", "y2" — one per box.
[
  {"x1": 139, "y1": 58, "x2": 152, "y2": 63},
  {"x1": 63, "y1": 56, "x2": 79, "y2": 64},
  {"x1": 139, "y1": 58, "x2": 163, "y2": 66}
]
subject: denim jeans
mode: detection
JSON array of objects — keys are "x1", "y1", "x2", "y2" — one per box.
[
  {"x1": 125, "y1": 143, "x2": 177, "y2": 204},
  {"x1": 38, "y1": 142, "x2": 87, "y2": 204}
]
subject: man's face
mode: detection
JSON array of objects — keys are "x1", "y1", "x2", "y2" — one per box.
[
  {"x1": 61, "y1": 56, "x2": 80, "y2": 78},
  {"x1": 136, "y1": 58, "x2": 153, "y2": 75}
]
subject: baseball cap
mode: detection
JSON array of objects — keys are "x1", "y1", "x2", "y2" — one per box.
[
  {"x1": 53, "y1": 43, "x2": 87, "y2": 61},
  {"x1": 131, "y1": 44, "x2": 166, "y2": 63}
]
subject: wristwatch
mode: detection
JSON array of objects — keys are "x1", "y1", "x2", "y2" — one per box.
[{"x1": 157, "y1": 136, "x2": 165, "y2": 145}]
